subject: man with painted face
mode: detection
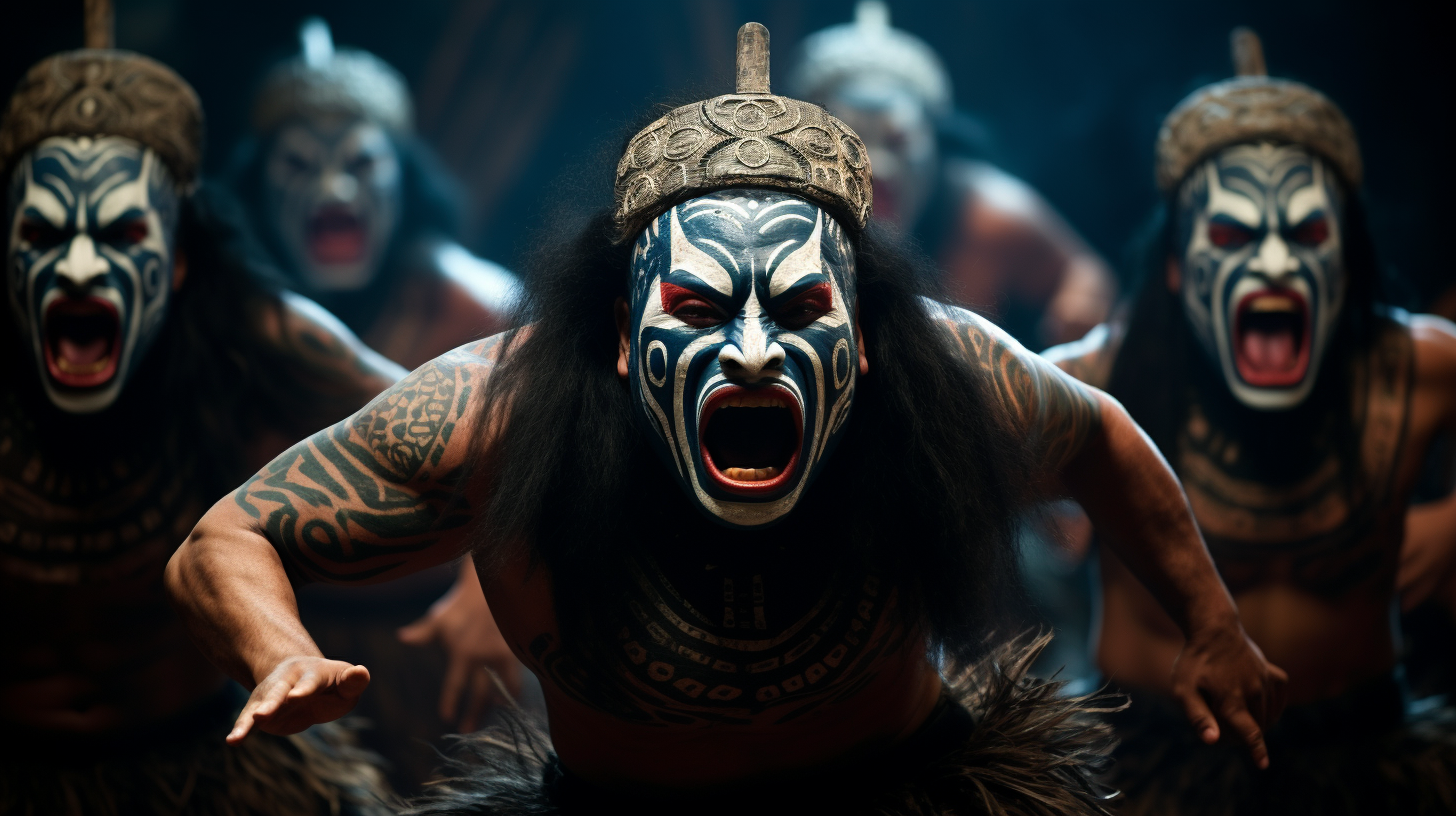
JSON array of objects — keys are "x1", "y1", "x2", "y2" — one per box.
[
  {"x1": 1045, "y1": 29, "x2": 1456, "y2": 815},
  {"x1": 0, "y1": 15, "x2": 402, "y2": 815},
  {"x1": 168, "y1": 25, "x2": 1283, "y2": 814},
  {"x1": 232, "y1": 18, "x2": 518, "y2": 370},
  {"x1": 787, "y1": 1, "x2": 1116, "y2": 350},
  {"x1": 230, "y1": 18, "x2": 531, "y2": 789}
]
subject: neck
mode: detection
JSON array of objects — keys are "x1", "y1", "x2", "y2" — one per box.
[{"x1": 1183, "y1": 348, "x2": 1344, "y2": 487}]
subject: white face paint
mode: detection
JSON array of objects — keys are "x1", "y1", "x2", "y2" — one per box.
[
  {"x1": 6, "y1": 136, "x2": 180, "y2": 413},
  {"x1": 628, "y1": 190, "x2": 859, "y2": 529},
  {"x1": 263, "y1": 115, "x2": 401, "y2": 292},
  {"x1": 1174, "y1": 143, "x2": 1346, "y2": 410}
]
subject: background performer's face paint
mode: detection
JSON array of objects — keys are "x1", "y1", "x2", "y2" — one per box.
[
  {"x1": 827, "y1": 78, "x2": 937, "y2": 230},
  {"x1": 1174, "y1": 143, "x2": 1346, "y2": 410},
  {"x1": 6, "y1": 136, "x2": 181, "y2": 414},
  {"x1": 263, "y1": 115, "x2": 401, "y2": 292},
  {"x1": 627, "y1": 190, "x2": 859, "y2": 529}
]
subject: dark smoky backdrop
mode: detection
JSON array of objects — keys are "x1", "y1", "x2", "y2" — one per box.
[{"x1": 4, "y1": 0, "x2": 1452, "y2": 306}]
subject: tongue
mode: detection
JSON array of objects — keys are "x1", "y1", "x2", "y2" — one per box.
[
  {"x1": 310, "y1": 227, "x2": 365, "y2": 264},
  {"x1": 1240, "y1": 327, "x2": 1298, "y2": 372},
  {"x1": 59, "y1": 336, "x2": 109, "y2": 366}
]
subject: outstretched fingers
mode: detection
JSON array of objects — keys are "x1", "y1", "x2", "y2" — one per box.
[
  {"x1": 228, "y1": 674, "x2": 295, "y2": 744},
  {"x1": 1173, "y1": 685, "x2": 1220, "y2": 745},
  {"x1": 1221, "y1": 701, "x2": 1270, "y2": 770}
]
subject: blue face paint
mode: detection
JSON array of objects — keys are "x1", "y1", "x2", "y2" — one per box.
[
  {"x1": 627, "y1": 190, "x2": 859, "y2": 528},
  {"x1": 1174, "y1": 142, "x2": 1346, "y2": 410},
  {"x1": 6, "y1": 136, "x2": 180, "y2": 413}
]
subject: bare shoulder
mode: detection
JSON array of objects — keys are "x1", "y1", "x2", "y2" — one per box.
[
  {"x1": 1407, "y1": 310, "x2": 1456, "y2": 414},
  {"x1": 431, "y1": 240, "x2": 521, "y2": 316},
  {"x1": 1041, "y1": 323, "x2": 1121, "y2": 390},
  {"x1": 233, "y1": 331, "x2": 515, "y2": 582},
  {"x1": 261, "y1": 290, "x2": 407, "y2": 393},
  {"x1": 929, "y1": 299, "x2": 1103, "y2": 470}
]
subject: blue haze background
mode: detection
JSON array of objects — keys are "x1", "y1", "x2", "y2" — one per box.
[{"x1": 3, "y1": 0, "x2": 1451, "y2": 305}]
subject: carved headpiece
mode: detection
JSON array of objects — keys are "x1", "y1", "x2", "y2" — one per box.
[
  {"x1": 0, "y1": 0, "x2": 203, "y2": 190},
  {"x1": 613, "y1": 23, "x2": 873, "y2": 243},
  {"x1": 787, "y1": 1, "x2": 952, "y2": 116},
  {"x1": 251, "y1": 18, "x2": 414, "y2": 136},
  {"x1": 1156, "y1": 27, "x2": 1361, "y2": 192}
]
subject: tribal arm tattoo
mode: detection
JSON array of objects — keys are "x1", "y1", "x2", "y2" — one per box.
[
  {"x1": 936, "y1": 302, "x2": 1103, "y2": 474},
  {"x1": 232, "y1": 335, "x2": 502, "y2": 583}
]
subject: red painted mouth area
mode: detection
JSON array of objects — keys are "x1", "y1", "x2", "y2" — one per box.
[
  {"x1": 1233, "y1": 289, "x2": 1310, "y2": 387},
  {"x1": 699, "y1": 385, "x2": 803, "y2": 498},
  {"x1": 307, "y1": 205, "x2": 367, "y2": 264},
  {"x1": 43, "y1": 297, "x2": 121, "y2": 388}
]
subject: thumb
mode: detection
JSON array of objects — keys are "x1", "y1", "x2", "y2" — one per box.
[
  {"x1": 398, "y1": 615, "x2": 438, "y2": 645},
  {"x1": 338, "y1": 664, "x2": 371, "y2": 697}
]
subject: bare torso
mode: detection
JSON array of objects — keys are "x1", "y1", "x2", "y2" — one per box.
[
  {"x1": 1053, "y1": 314, "x2": 1450, "y2": 704},
  {"x1": 481, "y1": 549, "x2": 940, "y2": 788},
  {"x1": 0, "y1": 294, "x2": 396, "y2": 735}
]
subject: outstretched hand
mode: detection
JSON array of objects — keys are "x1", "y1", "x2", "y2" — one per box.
[
  {"x1": 228, "y1": 656, "x2": 369, "y2": 743},
  {"x1": 1170, "y1": 623, "x2": 1287, "y2": 769},
  {"x1": 398, "y1": 565, "x2": 522, "y2": 732}
]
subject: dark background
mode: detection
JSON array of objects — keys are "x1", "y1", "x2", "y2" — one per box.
[{"x1": 4, "y1": 0, "x2": 1452, "y2": 306}]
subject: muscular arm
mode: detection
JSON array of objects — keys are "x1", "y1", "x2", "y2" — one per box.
[
  {"x1": 166, "y1": 335, "x2": 505, "y2": 739},
  {"x1": 941, "y1": 305, "x2": 1285, "y2": 765}
]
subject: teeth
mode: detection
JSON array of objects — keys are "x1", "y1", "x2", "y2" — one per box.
[
  {"x1": 723, "y1": 466, "x2": 780, "y2": 482},
  {"x1": 720, "y1": 392, "x2": 788, "y2": 409},
  {"x1": 56, "y1": 357, "x2": 108, "y2": 374},
  {"x1": 1248, "y1": 294, "x2": 1299, "y2": 313}
]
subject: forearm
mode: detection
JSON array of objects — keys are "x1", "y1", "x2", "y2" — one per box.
[
  {"x1": 165, "y1": 499, "x2": 323, "y2": 689},
  {"x1": 1064, "y1": 393, "x2": 1238, "y2": 638}
]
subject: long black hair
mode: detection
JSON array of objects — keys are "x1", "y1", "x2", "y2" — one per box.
[
  {"x1": 464, "y1": 193, "x2": 1039, "y2": 674},
  {"x1": 1105, "y1": 185, "x2": 1391, "y2": 498}
]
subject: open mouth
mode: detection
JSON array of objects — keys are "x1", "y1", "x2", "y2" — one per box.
[
  {"x1": 43, "y1": 297, "x2": 121, "y2": 388},
  {"x1": 699, "y1": 385, "x2": 803, "y2": 497},
  {"x1": 1233, "y1": 289, "x2": 1310, "y2": 387},
  {"x1": 307, "y1": 205, "x2": 368, "y2": 264}
]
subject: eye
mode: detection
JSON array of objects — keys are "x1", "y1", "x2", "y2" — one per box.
[
  {"x1": 100, "y1": 217, "x2": 149, "y2": 247},
  {"x1": 346, "y1": 154, "x2": 375, "y2": 175},
  {"x1": 18, "y1": 217, "x2": 63, "y2": 248},
  {"x1": 660, "y1": 281, "x2": 726, "y2": 328},
  {"x1": 1207, "y1": 220, "x2": 1255, "y2": 249},
  {"x1": 1289, "y1": 216, "x2": 1330, "y2": 246},
  {"x1": 284, "y1": 153, "x2": 312, "y2": 174},
  {"x1": 773, "y1": 282, "x2": 833, "y2": 330}
]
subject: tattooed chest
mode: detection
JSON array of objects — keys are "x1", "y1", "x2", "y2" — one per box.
[
  {"x1": 529, "y1": 558, "x2": 903, "y2": 728},
  {"x1": 0, "y1": 405, "x2": 201, "y2": 586}
]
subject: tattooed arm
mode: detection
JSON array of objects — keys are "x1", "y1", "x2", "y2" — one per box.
[
  {"x1": 166, "y1": 335, "x2": 503, "y2": 740},
  {"x1": 938, "y1": 304, "x2": 1287, "y2": 767}
]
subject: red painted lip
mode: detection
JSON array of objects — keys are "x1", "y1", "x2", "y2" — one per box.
[
  {"x1": 698, "y1": 384, "x2": 804, "y2": 498},
  {"x1": 307, "y1": 205, "x2": 367, "y2": 264},
  {"x1": 42, "y1": 296, "x2": 121, "y2": 388},
  {"x1": 1233, "y1": 288, "x2": 1311, "y2": 387}
]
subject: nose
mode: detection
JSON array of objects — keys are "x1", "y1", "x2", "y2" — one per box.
[
  {"x1": 1246, "y1": 232, "x2": 1299, "y2": 281},
  {"x1": 321, "y1": 169, "x2": 358, "y2": 203},
  {"x1": 719, "y1": 337, "x2": 786, "y2": 382},
  {"x1": 54, "y1": 234, "x2": 109, "y2": 291}
]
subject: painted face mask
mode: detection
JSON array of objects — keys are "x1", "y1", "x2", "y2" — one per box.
[
  {"x1": 627, "y1": 190, "x2": 860, "y2": 529},
  {"x1": 6, "y1": 136, "x2": 181, "y2": 414},
  {"x1": 1174, "y1": 142, "x2": 1346, "y2": 410},
  {"x1": 263, "y1": 115, "x2": 401, "y2": 292}
]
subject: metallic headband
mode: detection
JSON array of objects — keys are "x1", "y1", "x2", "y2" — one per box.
[
  {"x1": 613, "y1": 23, "x2": 873, "y2": 243},
  {"x1": 1155, "y1": 27, "x2": 1361, "y2": 192}
]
